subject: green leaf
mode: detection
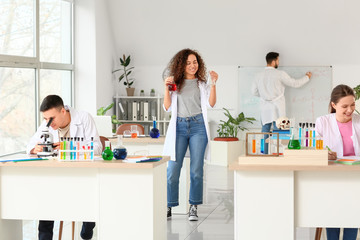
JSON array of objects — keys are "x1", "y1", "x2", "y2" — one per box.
[
  {"x1": 126, "y1": 71, "x2": 132, "y2": 76},
  {"x1": 124, "y1": 82, "x2": 127, "y2": 86},
  {"x1": 103, "y1": 103, "x2": 114, "y2": 114},
  {"x1": 118, "y1": 74, "x2": 125, "y2": 82},
  {"x1": 120, "y1": 58, "x2": 124, "y2": 65},
  {"x1": 124, "y1": 55, "x2": 131, "y2": 67},
  {"x1": 97, "y1": 107, "x2": 105, "y2": 116},
  {"x1": 129, "y1": 81, "x2": 134, "y2": 86}
]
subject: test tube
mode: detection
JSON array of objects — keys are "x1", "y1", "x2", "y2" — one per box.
[
  {"x1": 312, "y1": 124, "x2": 316, "y2": 148},
  {"x1": 76, "y1": 137, "x2": 81, "y2": 160},
  {"x1": 309, "y1": 123, "x2": 313, "y2": 147},
  {"x1": 91, "y1": 137, "x2": 94, "y2": 160},
  {"x1": 70, "y1": 137, "x2": 74, "y2": 160},
  {"x1": 298, "y1": 123, "x2": 302, "y2": 143},
  {"x1": 252, "y1": 137, "x2": 256, "y2": 154},
  {"x1": 305, "y1": 123, "x2": 309, "y2": 147}
]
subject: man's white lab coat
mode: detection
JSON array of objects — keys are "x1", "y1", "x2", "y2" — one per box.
[
  {"x1": 251, "y1": 67, "x2": 309, "y2": 125},
  {"x1": 315, "y1": 113, "x2": 360, "y2": 157},
  {"x1": 26, "y1": 106, "x2": 102, "y2": 155}
]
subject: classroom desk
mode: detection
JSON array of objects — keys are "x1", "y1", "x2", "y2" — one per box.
[
  {"x1": 229, "y1": 161, "x2": 360, "y2": 240},
  {"x1": 109, "y1": 136, "x2": 165, "y2": 155},
  {"x1": 109, "y1": 136, "x2": 191, "y2": 214},
  {"x1": 0, "y1": 156, "x2": 169, "y2": 240}
]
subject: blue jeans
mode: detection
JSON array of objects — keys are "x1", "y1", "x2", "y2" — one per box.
[
  {"x1": 167, "y1": 113, "x2": 208, "y2": 207},
  {"x1": 261, "y1": 121, "x2": 278, "y2": 154},
  {"x1": 326, "y1": 228, "x2": 358, "y2": 240}
]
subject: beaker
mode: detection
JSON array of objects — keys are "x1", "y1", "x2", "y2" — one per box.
[{"x1": 130, "y1": 125, "x2": 138, "y2": 138}]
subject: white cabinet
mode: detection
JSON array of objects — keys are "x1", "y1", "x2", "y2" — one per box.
[{"x1": 113, "y1": 96, "x2": 170, "y2": 135}]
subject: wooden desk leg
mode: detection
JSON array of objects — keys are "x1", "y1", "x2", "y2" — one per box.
[
  {"x1": 72, "y1": 221, "x2": 75, "y2": 240},
  {"x1": 315, "y1": 228, "x2": 322, "y2": 240},
  {"x1": 58, "y1": 221, "x2": 63, "y2": 240}
]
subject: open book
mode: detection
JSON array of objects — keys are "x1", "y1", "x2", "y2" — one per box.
[
  {"x1": 122, "y1": 156, "x2": 162, "y2": 163},
  {"x1": 335, "y1": 156, "x2": 360, "y2": 165}
]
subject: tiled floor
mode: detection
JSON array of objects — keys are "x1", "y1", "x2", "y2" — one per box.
[{"x1": 21, "y1": 163, "x2": 346, "y2": 240}]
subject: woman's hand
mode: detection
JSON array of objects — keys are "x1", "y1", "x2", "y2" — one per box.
[
  {"x1": 328, "y1": 151, "x2": 337, "y2": 160},
  {"x1": 210, "y1": 71, "x2": 218, "y2": 85},
  {"x1": 165, "y1": 76, "x2": 174, "y2": 89}
]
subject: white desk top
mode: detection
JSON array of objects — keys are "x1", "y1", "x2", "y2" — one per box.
[
  {"x1": 229, "y1": 161, "x2": 360, "y2": 171},
  {"x1": 0, "y1": 155, "x2": 169, "y2": 169}
]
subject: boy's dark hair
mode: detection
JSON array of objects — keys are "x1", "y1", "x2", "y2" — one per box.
[
  {"x1": 266, "y1": 52, "x2": 279, "y2": 64},
  {"x1": 40, "y1": 95, "x2": 64, "y2": 112}
]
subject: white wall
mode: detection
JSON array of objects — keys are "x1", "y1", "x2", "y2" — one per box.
[
  {"x1": 75, "y1": 0, "x2": 116, "y2": 115},
  {"x1": 104, "y1": 0, "x2": 360, "y2": 138},
  {"x1": 75, "y1": 0, "x2": 360, "y2": 137}
]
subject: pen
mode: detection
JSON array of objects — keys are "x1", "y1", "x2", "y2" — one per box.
[{"x1": 326, "y1": 146, "x2": 332, "y2": 151}]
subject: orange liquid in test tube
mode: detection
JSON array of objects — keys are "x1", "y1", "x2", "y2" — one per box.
[{"x1": 252, "y1": 139, "x2": 256, "y2": 153}]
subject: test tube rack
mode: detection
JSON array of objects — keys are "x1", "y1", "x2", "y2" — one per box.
[
  {"x1": 58, "y1": 149, "x2": 94, "y2": 162},
  {"x1": 245, "y1": 132, "x2": 280, "y2": 157}
]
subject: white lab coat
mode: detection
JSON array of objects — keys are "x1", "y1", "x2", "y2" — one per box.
[
  {"x1": 26, "y1": 106, "x2": 102, "y2": 155},
  {"x1": 251, "y1": 67, "x2": 310, "y2": 124},
  {"x1": 315, "y1": 113, "x2": 360, "y2": 157},
  {"x1": 163, "y1": 82, "x2": 214, "y2": 161}
]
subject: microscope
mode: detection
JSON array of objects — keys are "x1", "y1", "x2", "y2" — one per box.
[{"x1": 37, "y1": 117, "x2": 57, "y2": 158}]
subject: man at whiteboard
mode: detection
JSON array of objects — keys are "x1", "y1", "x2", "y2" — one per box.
[{"x1": 251, "y1": 52, "x2": 312, "y2": 154}]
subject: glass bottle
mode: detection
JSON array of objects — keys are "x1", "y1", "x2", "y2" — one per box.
[
  {"x1": 102, "y1": 141, "x2": 113, "y2": 160},
  {"x1": 113, "y1": 135, "x2": 127, "y2": 160},
  {"x1": 288, "y1": 127, "x2": 301, "y2": 149},
  {"x1": 150, "y1": 119, "x2": 160, "y2": 138}
]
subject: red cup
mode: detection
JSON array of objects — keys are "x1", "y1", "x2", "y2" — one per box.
[{"x1": 168, "y1": 83, "x2": 177, "y2": 91}]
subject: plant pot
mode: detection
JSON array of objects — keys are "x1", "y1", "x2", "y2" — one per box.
[
  {"x1": 213, "y1": 137, "x2": 239, "y2": 141},
  {"x1": 126, "y1": 87, "x2": 135, "y2": 96}
]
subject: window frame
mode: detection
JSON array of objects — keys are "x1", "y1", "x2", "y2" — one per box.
[{"x1": 0, "y1": 0, "x2": 75, "y2": 156}]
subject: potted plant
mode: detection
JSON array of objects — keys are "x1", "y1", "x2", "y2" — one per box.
[
  {"x1": 140, "y1": 90, "x2": 145, "y2": 96},
  {"x1": 95, "y1": 103, "x2": 122, "y2": 135},
  {"x1": 150, "y1": 88, "x2": 155, "y2": 96},
  {"x1": 210, "y1": 108, "x2": 256, "y2": 166},
  {"x1": 214, "y1": 108, "x2": 256, "y2": 141},
  {"x1": 112, "y1": 54, "x2": 135, "y2": 96}
]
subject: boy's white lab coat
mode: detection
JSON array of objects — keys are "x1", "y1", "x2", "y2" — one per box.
[
  {"x1": 26, "y1": 106, "x2": 102, "y2": 155},
  {"x1": 315, "y1": 113, "x2": 360, "y2": 157},
  {"x1": 251, "y1": 67, "x2": 309, "y2": 125},
  {"x1": 163, "y1": 82, "x2": 214, "y2": 161}
]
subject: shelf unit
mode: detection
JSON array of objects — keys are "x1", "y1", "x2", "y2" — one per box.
[{"x1": 113, "y1": 95, "x2": 170, "y2": 135}]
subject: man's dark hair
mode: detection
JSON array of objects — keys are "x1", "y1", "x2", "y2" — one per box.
[
  {"x1": 266, "y1": 52, "x2": 279, "y2": 64},
  {"x1": 40, "y1": 95, "x2": 64, "y2": 112}
]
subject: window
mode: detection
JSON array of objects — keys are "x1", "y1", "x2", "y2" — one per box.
[{"x1": 0, "y1": 0, "x2": 74, "y2": 156}]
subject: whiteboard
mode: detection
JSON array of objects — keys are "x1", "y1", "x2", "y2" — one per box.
[{"x1": 238, "y1": 66, "x2": 332, "y2": 127}]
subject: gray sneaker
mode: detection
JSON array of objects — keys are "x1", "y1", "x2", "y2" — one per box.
[{"x1": 188, "y1": 205, "x2": 198, "y2": 221}]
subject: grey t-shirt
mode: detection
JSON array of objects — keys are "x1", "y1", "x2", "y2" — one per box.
[{"x1": 177, "y1": 79, "x2": 202, "y2": 117}]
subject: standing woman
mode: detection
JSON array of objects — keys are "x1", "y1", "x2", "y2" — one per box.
[
  {"x1": 163, "y1": 48, "x2": 218, "y2": 221},
  {"x1": 315, "y1": 84, "x2": 360, "y2": 240}
]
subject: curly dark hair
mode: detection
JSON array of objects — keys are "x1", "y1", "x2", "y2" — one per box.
[{"x1": 166, "y1": 48, "x2": 207, "y2": 92}]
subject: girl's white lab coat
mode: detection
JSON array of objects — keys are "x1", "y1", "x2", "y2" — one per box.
[
  {"x1": 315, "y1": 113, "x2": 360, "y2": 157},
  {"x1": 26, "y1": 106, "x2": 102, "y2": 155},
  {"x1": 163, "y1": 82, "x2": 214, "y2": 161},
  {"x1": 251, "y1": 67, "x2": 309, "y2": 124}
]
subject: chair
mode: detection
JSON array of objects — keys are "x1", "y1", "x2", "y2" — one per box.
[
  {"x1": 116, "y1": 123, "x2": 145, "y2": 135},
  {"x1": 58, "y1": 136, "x2": 109, "y2": 240},
  {"x1": 315, "y1": 228, "x2": 322, "y2": 240}
]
